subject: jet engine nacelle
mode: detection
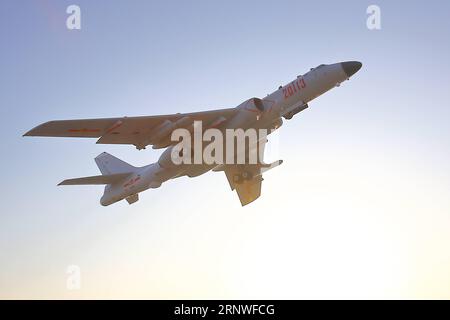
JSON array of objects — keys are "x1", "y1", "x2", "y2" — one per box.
[
  {"x1": 271, "y1": 118, "x2": 283, "y2": 131},
  {"x1": 158, "y1": 144, "x2": 197, "y2": 169},
  {"x1": 158, "y1": 146, "x2": 177, "y2": 169}
]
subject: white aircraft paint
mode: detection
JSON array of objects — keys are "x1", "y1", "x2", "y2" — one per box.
[{"x1": 25, "y1": 61, "x2": 362, "y2": 206}]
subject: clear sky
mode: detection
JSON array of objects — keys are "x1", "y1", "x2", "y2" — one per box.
[{"x1": 1, "y1": 0, "x2": 450, "y2": 299}]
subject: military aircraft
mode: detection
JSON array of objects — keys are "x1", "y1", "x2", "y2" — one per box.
[{"x1": 24, "y1": 61, "x2": 362, "y2": 206}]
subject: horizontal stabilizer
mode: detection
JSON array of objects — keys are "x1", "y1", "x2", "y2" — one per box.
[
  {"x1": 58, "y1": 172, "x2": 131, "y2": 186},
  {"x1": 260, "y1": 160, "x2": 283, "y2": 174}
]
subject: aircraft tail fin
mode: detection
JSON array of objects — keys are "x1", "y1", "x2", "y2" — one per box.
[{"x1": 95, "y1": 152, "x2": 136, "y2": 175}]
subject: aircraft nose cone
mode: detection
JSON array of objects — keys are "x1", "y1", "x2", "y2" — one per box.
[{"x1": 341, "y1": 61, "x2": 362, "y2": 77}]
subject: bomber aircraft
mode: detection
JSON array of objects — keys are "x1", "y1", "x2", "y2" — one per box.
[{"x1": 25, "y1": 61, "x2": 362, "y2": 206}]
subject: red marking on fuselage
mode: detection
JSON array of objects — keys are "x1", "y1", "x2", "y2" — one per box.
[
  {"x1": 262, "y1": 99, "x2": 276, "y2": 113},
  {"x1": 283, "y1": 77, "x2": 306, "y2": 100},
  {"x1": 106, "y1": 121, "x2": 123, "y2": 134},
  {"x1": 209, "y1": 117, "x2": 227, "y2": 128},
  {"x1": 123, "y1": 176, "x2": 141, "y2": 188}
]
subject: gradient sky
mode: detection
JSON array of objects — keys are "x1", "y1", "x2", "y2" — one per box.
[{"x1": 1, "y1": 0, "x2": 450, "y2": 299}]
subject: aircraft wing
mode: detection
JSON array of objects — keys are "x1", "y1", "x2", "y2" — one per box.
[
  {"x1": 223, "y1": 165, "x2": 263, "y2": 206},
  {"x1": 218, "y1": 141, "x2": 283, "y2": 206},
  {"x1": 24, "y1": 108, "x2": 237, "y2": 149}
]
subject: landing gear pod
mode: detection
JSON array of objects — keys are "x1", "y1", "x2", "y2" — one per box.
[
  {"x1": 282, "y1": 102, "x2": 308, "y2": 120},
  {"x1": 126, "y1": 194, "x2": 139, "y2": 205}
]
